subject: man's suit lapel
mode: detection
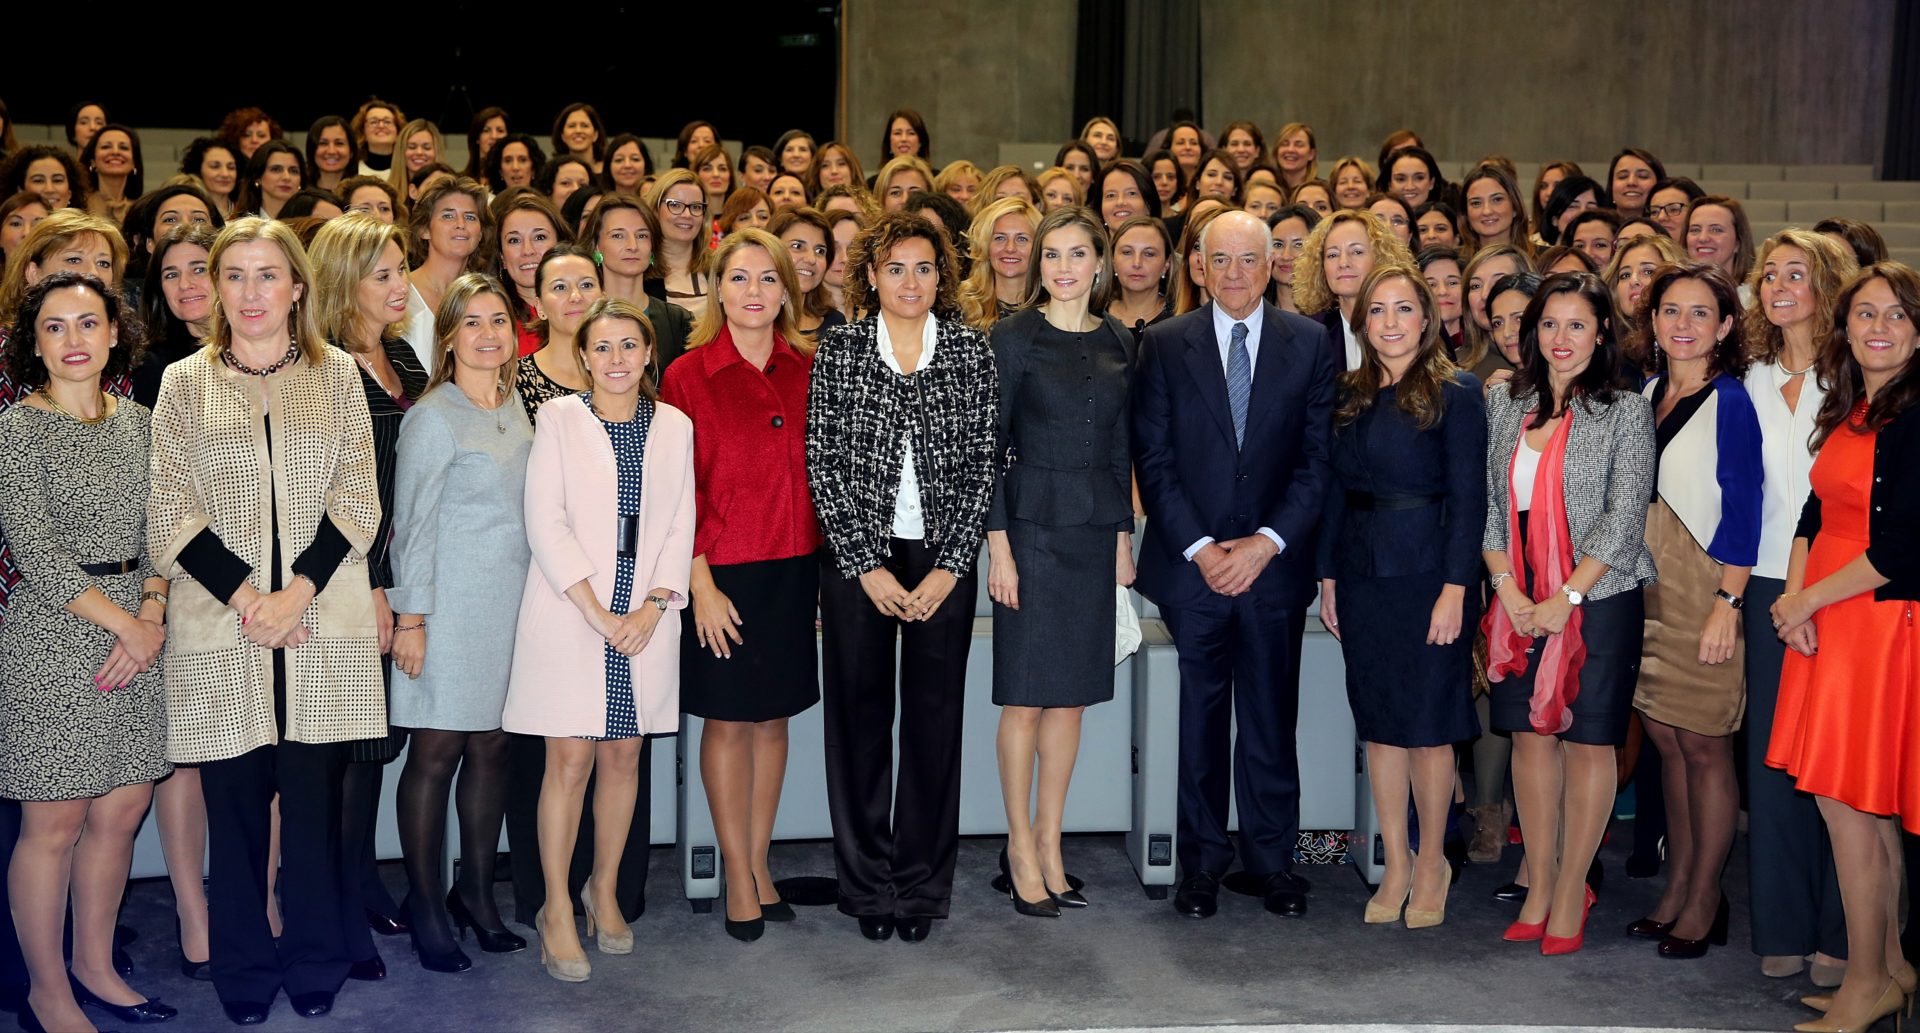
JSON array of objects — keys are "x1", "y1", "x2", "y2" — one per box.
[{"x1": 1181, "y1": 306, "x2": 1237, "y2": 446}]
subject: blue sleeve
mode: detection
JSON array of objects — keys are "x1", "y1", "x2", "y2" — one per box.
[
  {"x1": 1443, "y1": 376, "x2": 1490, "y2": 585},
  {"x1": 1705, "y1": 377, "x2": 1763, "y2": 567}
]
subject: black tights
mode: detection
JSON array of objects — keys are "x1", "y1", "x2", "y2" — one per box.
[{"x1": 396, "y1": 729, "x2": 511, "y2": 953}]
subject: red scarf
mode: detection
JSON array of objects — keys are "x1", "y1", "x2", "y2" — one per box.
[{"x1": 1483, "y1": 409, "x2": 1587, "y2": 735}]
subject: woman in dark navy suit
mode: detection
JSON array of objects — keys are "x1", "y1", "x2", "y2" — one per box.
[
  {"x1": 985, "y1": 206, "x2": 1136, "y2": 917},
  {"x1": 1318, "y1": 264, "x2": 1485, "y2": 930}
]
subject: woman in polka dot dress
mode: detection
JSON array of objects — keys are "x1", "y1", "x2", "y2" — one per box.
[{"x1": 503, "y1": 297, "x2": 695, "y2": 983}]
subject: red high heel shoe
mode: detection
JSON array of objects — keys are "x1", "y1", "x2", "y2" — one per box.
[
  {"x1": 1541, "y1": 886, "x2": 1597, "y2": 956},
  {"x1": 1504, "y1": 912, "x2": 1549, "y2": 942}
]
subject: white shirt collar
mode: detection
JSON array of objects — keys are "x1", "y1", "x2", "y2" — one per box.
[
  {"x1": 1210, "y1": 301, "x2": 1264, "y2": 350},
  {"x1": 876, "y1": 315, "x2": 937, "y2": 375}
]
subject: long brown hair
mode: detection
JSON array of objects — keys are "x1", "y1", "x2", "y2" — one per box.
[
  {"x1": 1812, "y1": 263, "x2": 1920, "y2": 449},
  {"x1": 1335, "y1": 264, "x2": 1457, "y2": 429},
  {"x1": 1742, "y1": 229, "x2": 1857, "y2": 365}
]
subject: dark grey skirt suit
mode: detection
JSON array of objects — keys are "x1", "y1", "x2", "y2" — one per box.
[{"x1": 986, "y1": 308, "x2": 1137, "y2": 708}]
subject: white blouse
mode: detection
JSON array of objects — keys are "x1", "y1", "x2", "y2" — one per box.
[
  {"x1": 1512, "y1": 434, "x2": 1542, "y2": 512},
  {"x1": 1744, "y1": 358, "x2": 1825, "y2": 580},
  {"x1": 876, "y1": 315, "x2": 938, "y2": 540}
]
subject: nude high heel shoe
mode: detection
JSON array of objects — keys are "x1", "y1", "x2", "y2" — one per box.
[
  {"x1": 1793, "y1": 979, "x2": 1905, "y2": 1032},
  {"x1": 580, "y1": 878, "x2": 634, "y2": 954},
  {"x1": 1405, "y1": 866, "x2": 1454, "y2": 930},
  {"x1": 535, "y1": 907, "x2": 591, "y2": 983}
]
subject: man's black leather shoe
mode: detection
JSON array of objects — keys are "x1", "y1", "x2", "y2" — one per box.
[
  {"x1": 895, "y1": 916, "x2": 933, "y2": 942},
  {"x1": 857, "y1": 916, "x2": 894, "y2": 941},
  {"x1": 1260, "y1": 872, "x2": 1309, "y2": 917},
  {"x1": 1173, "y1": 871, "x2": 1221, "y2": 918},
  {"x1": 220, "y1": 1000, "x2": 270, "y2": 1025}
]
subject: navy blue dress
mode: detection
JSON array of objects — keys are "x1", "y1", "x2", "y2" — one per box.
[
  {"x1": 1318, "y1": 373, "x2": 1487, "y2": 747},
  {"x1": 591, "y1": 394, "x2": 654, "y2": 741}
]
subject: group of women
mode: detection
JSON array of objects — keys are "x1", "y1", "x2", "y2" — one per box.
[{"x1": 0, "y1": 100, "x2": 1913, "y2": 1033}]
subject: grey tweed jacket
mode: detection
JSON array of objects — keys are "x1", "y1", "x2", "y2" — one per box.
[{"x1": 1482, "y1": 381, "x2": 1658, "y2": 602}]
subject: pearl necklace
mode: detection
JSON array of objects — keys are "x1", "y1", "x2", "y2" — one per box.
[{"x1": 221, "y1": 341, "x2": 300, "y2": 376}]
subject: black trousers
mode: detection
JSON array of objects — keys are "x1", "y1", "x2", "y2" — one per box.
[
  {"x1": 820, "y1": 539, "x2": 976, "y2": 919},
  {"x1": 1743, "y1": 576, "x2": 1847, "y2": 957},
  {"x1": 199, "y1": 738, "x2": 350, "y2": 1005},
  {"x1": 1162, "y1": 592, "x2": 1305, "y2": 877},
  {"x1": 504, "y1": 733, "x2": 652, "y2": 926}
]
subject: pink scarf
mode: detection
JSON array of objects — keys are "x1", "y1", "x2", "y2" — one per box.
[{"x1": 1483, "y1": 409, "x2": 1587, "y2": 735}]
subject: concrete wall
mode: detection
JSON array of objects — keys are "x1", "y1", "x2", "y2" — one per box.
[
  {"x1": 843, "y1": 0, "x2": 1895, "y2": 169},
  {"x1": 841, "y1": 0, "x2": 1078, "y2": 171},
  {"x1": 1200, "y1": 0, "x2": 1895, "y2": 166}
]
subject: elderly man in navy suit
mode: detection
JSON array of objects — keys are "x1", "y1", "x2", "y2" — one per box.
[{"x1": 1131, "y1": 209, "x2": 1336, "y2": 918}]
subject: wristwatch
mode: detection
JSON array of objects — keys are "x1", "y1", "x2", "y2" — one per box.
[
  {"x1": 646, "y1": 594, "x2": 670, "y2": 611},
  {"x1": 1714, "y1": 588, "x2": 1745, "y2": 610},
  {"x1": 1560, "y1": 584, "x2": 1584, "y2": 606}
]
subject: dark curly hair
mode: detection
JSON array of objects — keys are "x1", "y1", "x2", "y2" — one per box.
[
  {"x1": 178, "y1": 137, "x2": 240, "y2": 208},
  {"x1": 844, "y1": 211, "x2": 960, "y2": 321},
  {"x1": 5, "y1": 272, "x2": 144, "y2": 392},
  {"x1": 1, "y1": 147, "x2": 88, "y2": 210},
  {"x1": 483, "y1": 134, "x2": 547, "y2": 194},
  {"x1": 216, "y1": 107, "x2": 282, "y2": 152}
]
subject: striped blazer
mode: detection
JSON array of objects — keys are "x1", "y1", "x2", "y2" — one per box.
[
  {"x1": 1482, "y1": 381, "x2": 1658, "y2": 602},
  {"x1": 806, "y1": 313, "x2": 998, "y2": 579}
]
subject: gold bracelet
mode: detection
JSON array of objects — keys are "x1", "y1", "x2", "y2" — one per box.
[{"x1": 140, "y1": 590, "x2": 169, "y2": 608}]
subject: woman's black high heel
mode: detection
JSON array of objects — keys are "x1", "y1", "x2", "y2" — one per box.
[
  {"x1": 408, "y1": 924, "x2": 474, "y2": 974},
  {"x1": 1657, "y1": 895, "x2": 1730, "y2": 959},
  {"x1": 1045, "y1": 881, "x2": 1089, "y2": 908},
  {"x1": 1000, "y1": 848, "x2": 1059, "y2": 918},
  {"x1": 173, "y1": 914, "x2": 210, "y2": 981},
  {"x1": 447, "y1": 887, "x2": 526, "y2": 954}
]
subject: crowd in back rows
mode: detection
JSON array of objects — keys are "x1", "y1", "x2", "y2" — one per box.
[{"x1": 0, "y1": 97, "x2": 1916, "y2": 1033}]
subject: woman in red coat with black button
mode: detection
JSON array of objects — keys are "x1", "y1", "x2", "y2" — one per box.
[{"x1": 659, "y1": 228, "x2": 822, "y2": 943}]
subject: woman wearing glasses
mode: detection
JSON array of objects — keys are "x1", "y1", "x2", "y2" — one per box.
[{"x1": 646, "y1": 170, "x2": 709, "y2": 307}]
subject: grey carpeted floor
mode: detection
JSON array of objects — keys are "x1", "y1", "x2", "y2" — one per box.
[{"x1": 107, "y1": 827, "x2": 1825, "y2": 1032}]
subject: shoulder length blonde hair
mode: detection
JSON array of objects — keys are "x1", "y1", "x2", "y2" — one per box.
[
  {"x1": 687, "y1": 227, "x2": 812, "y2": 356},
  {"x1": 423, "y1": 272, "x2": 518, "y2": 396},
  {"x1": 1743, "y1": 228, "x2": 1858, "y2": 366},
  {"x1": 205, "y1": 216, "x2": 327, "y2": 365},
  {"x1": 308, "y1": 213, "x2": 410, "y2": 347},
  {"x1": 1292, "y1": 209, "x2": 1416, "y2": 316},
  {"x1": 388, "y1": 119, "x2": 444, "y2": 201}
]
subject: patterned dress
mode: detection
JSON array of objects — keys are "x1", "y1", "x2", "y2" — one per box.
[
  {"x1": 589, "y1": 393, "x2": 653, "y2": 740},
  {"x1": 517, "y1": 353, "x2": 581, "y2": 425},
  {"x1": 0, "y1": 401, "x2": 169, "y2": 799}
]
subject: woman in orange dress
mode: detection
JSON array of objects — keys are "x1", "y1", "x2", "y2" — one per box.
[{"x1": 1766, "y1": 262, "x2": 1920, "y2": 1033}]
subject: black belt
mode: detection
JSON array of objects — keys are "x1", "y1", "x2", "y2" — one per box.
[
  {"x1": 616, "y1": 514, "x2": 639, "y2": 558},
  {"x1": 80, "y1": 556, "x2": 142, "y2": 576},
  {"x1": 1345, "y1": 491, "x2": 1444, "y2": 512}
]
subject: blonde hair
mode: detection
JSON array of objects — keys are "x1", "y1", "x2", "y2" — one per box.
[
  {"x1": 1291, "y1": 209, "x2": 1415, "y2": 316},
  {"x1": 1035, "y1": 167, "x2": 1084, "y2": 208},
  {"x1": 1742, "y1": 229, "x2": 1859, "y2": 366},
  {"x1": 307, "y1": 212, "x2": 410, "y2": 347},
  {"x1": 389, "y1": 119, "x2": 444, "y2": 201},
  {"x1": 1602, "y1": 233, "x2": 1686, "y2": 336},
  {"x1": 424, "y1": 272, "x2": 518, "y2": 395},
  {"x1": 1273, "y1": 122, "x2": 1320, "y2": 183},
  {"x1": 873, "y1": 155, "x2": 935, "y2": 203},
  {"x1": 0, "y1": 209, "x2": 127, "y2": 323},
  {"x1": 933, "y1": 160, "x2": 983, "y2": 199},
  {"x1": 1457, "y1": 243, "x2": 1537, "y2": 368},
  {"x1": 972, "y1": 165, "x2": 1038, "y2": 215},
  {"x1": 687, "y1": 227, "x2": 812, "y2": 356},
  {"x1": 205, "y1": 216, "x2": 327, "y2": 365},
  {"x1": 959, "y1": 196, "x2": 1041, "y2": 329}
]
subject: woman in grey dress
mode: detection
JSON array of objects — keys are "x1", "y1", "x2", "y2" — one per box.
[
  {"x1": 389, "y1": 274, "x2": 533, "y2": 972},
  {"x1": 0, "y1": 273, "x2": 176, "y2": 1032},
  {"x1": 985, "y1": 206, "x2": 1136, "y2": 916}
]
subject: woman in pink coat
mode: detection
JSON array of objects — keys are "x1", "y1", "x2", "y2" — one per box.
[{"x1": 502, "y1": 296, "x2": 695, "y2": 983}]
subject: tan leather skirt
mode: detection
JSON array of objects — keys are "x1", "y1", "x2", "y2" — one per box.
[{"x1": 1633, "y1": 498, "x2": 1746, "y2": 735}]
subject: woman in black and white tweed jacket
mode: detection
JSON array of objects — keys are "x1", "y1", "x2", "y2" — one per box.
[
  {"x1": 806, "y1": 211, "x2": 997, "y2": 944},
  {"x1": 1479, "y1": 271, "x2": 1656, "y2": 955}
]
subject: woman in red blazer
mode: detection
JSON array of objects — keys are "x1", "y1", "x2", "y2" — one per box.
[{"x1": 660, "y1": 228, "x2": 822, "y2": 942}]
